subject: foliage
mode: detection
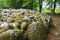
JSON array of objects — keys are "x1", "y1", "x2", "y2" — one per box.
[{"x1": 0, "y1": 0, "x2": 60, "y2": 14}]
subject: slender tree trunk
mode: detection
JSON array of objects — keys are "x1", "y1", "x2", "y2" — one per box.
[
  {"x1": 20, "y1": 0, "x2": 23, "y2": 8},
  {"x1": 39, "y1": 0, "x2": 42, "y2": 13},
  {"x1": 52, "y1": 0, "x2": 56, "y2": 14},
  {"x1": 51, "y1": 3, "x2": 53, "y2": 14},
  {"x1": 16, "y1": 0, "x2": 23, "y2": 9}
]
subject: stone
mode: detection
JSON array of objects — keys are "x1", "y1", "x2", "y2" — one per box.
[
  {"x1": 0, "y1": 9, "x2": 52, "y2": 40},
  {"x1": 0, "y1": 22, "x2": 9, "y2": 29},
  {"x1": 26, "y1": 21, "x2": 47, "y2": 40}
]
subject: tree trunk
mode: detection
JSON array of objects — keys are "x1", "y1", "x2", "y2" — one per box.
[
  {"x1": 39, "y1": 0, "x2": 42, "y2": 13},
  {"x1": 51, "y1": 3, "x2": 53, "y2": 14},
  {"x1": 20, "y1": 0, "x2": 23, "y2": 8},
  {"x1": 52, "y1": 0, "x2": 56, "y2": 14},
  {"x1": 15, "y1": 0, "x2": 23, "y2": 9}
]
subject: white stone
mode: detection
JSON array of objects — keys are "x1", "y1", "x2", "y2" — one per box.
[
  {"x1": 6, "y1": 29, "x2": 14, "y2": 34},
  {"x1": 0, "y1": 22, "x2": 9, "y2": 29},
  {"x1": 9, "y1": 23, "x2": 16, "y2": 28},
  {"x1": 23, "y1": 16, "x2": 30, "y2": 20}
]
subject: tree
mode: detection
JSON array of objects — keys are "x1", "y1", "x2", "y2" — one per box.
[
  {"x1": 33, "y1": 0, "x2": 39, "y2": 11},
  {"x1": 22, "y1": 0, "x2": 33, "y2": 10},
  {"x1": 3, "y1": 0, "x2": 17, "y2": 8},
  {"x1": 16, "y1": 0, "x2": 23, "y2": 9},
  {"x1": 46, "y1": 0, "x2": 60, "y2": 14},
  {"x1": 52, "y1": 0, "x2": 57, "y2": 14},
  {"x1": 39, "y1": 0, "x2": 43, "y2": 13},
  {"x1": 57, "y1": 0, "x2": 60, "y2": 5}
]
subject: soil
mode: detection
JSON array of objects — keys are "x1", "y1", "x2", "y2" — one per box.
[{"x1": 47, "y1": 15, "x2": 60, "y2": 40}]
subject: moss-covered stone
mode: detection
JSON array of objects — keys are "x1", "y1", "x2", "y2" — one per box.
[
  {"x1": 0, "y1": 9, "x2": 52, "y2": 40},
  {"x1": 26, "y1": 22, "x2": 47, "y2": 40}
]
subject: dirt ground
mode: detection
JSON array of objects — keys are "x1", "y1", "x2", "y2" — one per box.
[{"x1": 47, "y1": 15, "x2": 60, "y2": 40}]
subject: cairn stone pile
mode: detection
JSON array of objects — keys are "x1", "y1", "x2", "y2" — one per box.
[{"x1": 0, "y1": 9, "x2": 52, "y2": 40}]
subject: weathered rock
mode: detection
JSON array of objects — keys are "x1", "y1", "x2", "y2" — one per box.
[
  {"x1": 26, "y1": 21, "x2": 47, "y2": 40},
  {"x1": 0, "y1": 9, "x2": 52, "y2": 40},
  {"x1": 7, "y1": 17, "x2": 15, "y2": 23},
  {"x1": 21, "y1": 22, "x2": 28, "y2": 31}
]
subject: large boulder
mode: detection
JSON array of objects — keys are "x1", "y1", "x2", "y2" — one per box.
[
  {"x1": 26, "y1": 21, "x2": 47, "y2": 40},
  {"x1": 0, "y1": 9, "x2": 52, "y2": 40}
]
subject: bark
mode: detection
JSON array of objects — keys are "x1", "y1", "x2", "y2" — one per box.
[
  {"x1": 16, "y1": 0, "x2": 23, "y2": 9},
  {"x1": 52, "y1": 0, "x2": 57, "y2": 14},
  {"x1": 39, "y1": 0, "x2": 42, "y2": 13},
  {"x1": 20, "y1": 0, "x2": 23, "y2": 8}
]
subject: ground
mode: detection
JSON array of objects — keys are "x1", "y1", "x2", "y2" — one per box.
[{"x1": 47, "y1": 15, "x2": 60, "y2": 40}]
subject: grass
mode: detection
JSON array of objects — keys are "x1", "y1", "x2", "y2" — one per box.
[{"x1": 42, "y1": 9, "x2": 60, "y2": 14}]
